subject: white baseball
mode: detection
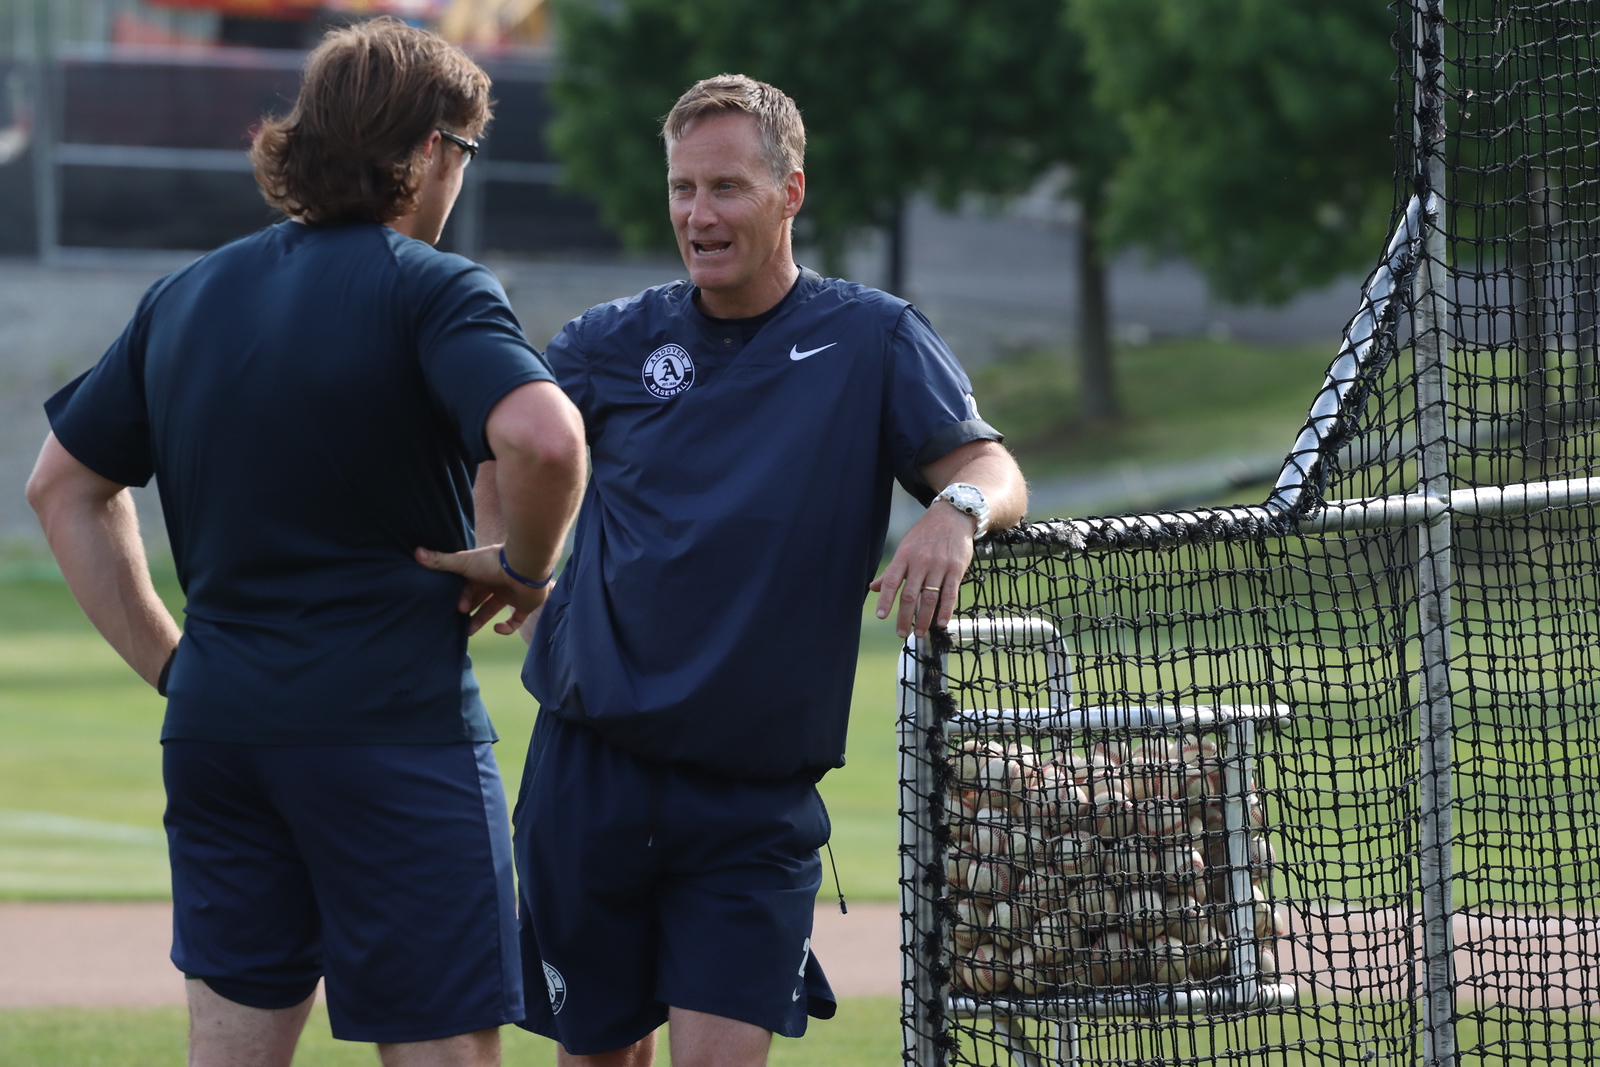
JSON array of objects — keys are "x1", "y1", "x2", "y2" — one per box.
[
  {"x1": 1047, "y1": 831, "x2": 1100, "y2": 877},
  {"x1": 952, "y1": 738, "x2": 1006, "y2": 787},
  {"x1": 1185, "y1": 926, "x2": 1230, "y2": 979},
  {"x1": 1121, "y1": 888, "x2": 1167, "y2": 942},
  {"x1": 1029, "y1": 910, "x2": 1084, "y2": 964},
  {"x1": 1145, "y1": 935, "x2": 1189, "y2": 984},
  {"x1": 1162, "y1": 893, "x2": 1206, "y2": 944},
  {"x1": 1136, "y1": 798, "x2": 1189, "y2": 839},
  {"x1": 999, "y1": 898, "x2": 1039, "y2": 952},
  {"x1": 951, "y1": 898, "x2": 991, "y2": 951},
  {"x1": 1008, "y1": 945, "x2": 1054, "y2": 996},
  {"x1": 966, "y1": 859, "x2": 1016, "y2": 899},
  {"x1": 1067, "y1": 880, "x2": 1118, "y2": 929},
  {"x1": 1086, "y1": 930, "x2": 1135, "y2": 986},
  {"x1": 970, "y1": 806, "x2": 1011, "y2": 856},
  {"x1": 1089, "y1": 787, "x2": 1135, "y2": 839},
  {"x1": 1158, "y1": 845, "x2": 1206, "y2": 886},
  {"x1": 968, "y1": 942, "x2": 1011, "y2": 995}
]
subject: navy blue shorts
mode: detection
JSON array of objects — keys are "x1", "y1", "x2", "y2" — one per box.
[
  {"x1": 163, "y1": 740, "x2": 524, "y2": 1043},
  {"x1": 512, "y1": 714, "x2": 837, "y2": 1056}
]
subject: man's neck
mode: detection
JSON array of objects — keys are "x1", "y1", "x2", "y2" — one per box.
[{"x1": 695, "y1": 259, "x2": 800, "y2": 320}]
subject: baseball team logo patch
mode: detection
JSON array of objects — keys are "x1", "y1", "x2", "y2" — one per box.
[
  {"x1": 642, "y1": 344, "x2": 695, "y2": 398},
  {"x1": 542, "y1": 961, "x2": 567, "y2": 1014}
]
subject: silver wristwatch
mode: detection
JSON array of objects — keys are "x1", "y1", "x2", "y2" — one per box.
[{"x1": 934, "y1": 482, "x2": 991, "y2": 538}]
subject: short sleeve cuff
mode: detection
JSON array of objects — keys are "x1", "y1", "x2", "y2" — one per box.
[
  {"x1": 465, "y1": 367, "x2": 557, "y2": 465},
  {"x1": 44, "y1": 373, "x2": 156, "y2": 488},
  {"x1": 901, "y1": 419, "x2": 1005, "y2": 504}
]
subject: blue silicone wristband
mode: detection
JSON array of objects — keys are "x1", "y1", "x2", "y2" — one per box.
[{"x1": 499, "y1": 547, "x2": 554, "y2": 588}]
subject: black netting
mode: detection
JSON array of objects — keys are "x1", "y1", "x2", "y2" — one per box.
[{"x1": 899, "y1": 3, "x2": 1600, "y2": 1063}]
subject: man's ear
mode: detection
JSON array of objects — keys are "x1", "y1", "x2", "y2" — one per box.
[
  {"x1": 418, "y1": 130, "x2": 442, "y2": 170},
  {"x1": 782, "y1": 170, "x2": 806, "y2": 221}
]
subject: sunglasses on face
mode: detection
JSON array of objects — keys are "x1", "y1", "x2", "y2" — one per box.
[{"x1": 437, "y1": 129, "x2": 480, "y2": 164}]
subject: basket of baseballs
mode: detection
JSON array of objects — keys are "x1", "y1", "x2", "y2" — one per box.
[{"x1": 943, "y1": 734, "x2": 1286, "y2": 999}]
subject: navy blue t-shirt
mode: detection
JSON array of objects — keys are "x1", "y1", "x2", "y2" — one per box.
[
  {"x1": 524, "y1": 269, "x2": 1001, "y2": 780},
  {"x1": 45, "y1": 220, "x2": 554, "y2": 745}
]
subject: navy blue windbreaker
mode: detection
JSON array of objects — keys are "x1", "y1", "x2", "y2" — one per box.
[{"x1": 524, "y1": 269, "x2": 1001, "y2": 780}]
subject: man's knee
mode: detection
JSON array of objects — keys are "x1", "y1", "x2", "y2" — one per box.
[
  {"x1": 667, "y1": 1008, "x2": 771, "y2": 1067},
  {"x1": 556, "y1": 1029, "x2": 658, "y2": 1067},
  {"x1": 378, "y1": 1026, "x2": 501, "y2": 1067}
]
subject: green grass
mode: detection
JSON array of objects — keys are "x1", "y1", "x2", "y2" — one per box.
[
  {"x1": 0, "y1": 575, "x2": 906, "y2": 903},
  {"x1": 972, "y1": 339, "x2": 1334, "y2": 476},
  {"x1": 0, "y1": 998, "x2": 902, "y2": 1067},
  {"x1": 5, "y1": 999, "x2": 1594, "y2": 1067}
]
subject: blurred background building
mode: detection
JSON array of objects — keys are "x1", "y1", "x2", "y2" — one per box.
[
  {"x1": 0, "y1": 0, "x2": 1368, "y2": 551},
  {"x1": 0, "y1": 0, "x2": 613, "y2": 260}
]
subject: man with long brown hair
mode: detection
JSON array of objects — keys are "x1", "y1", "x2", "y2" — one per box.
[{"x1": 26, "y1": 18, "x2": 583, "y2": 1067}]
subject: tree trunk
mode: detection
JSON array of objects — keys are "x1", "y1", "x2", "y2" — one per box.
[
  {"x1": 884, "y1": 198, "x2": 907, "y2": 298},
  {"x1": 1077, "y1": 200, "x2": 1117, "y2": 421}
]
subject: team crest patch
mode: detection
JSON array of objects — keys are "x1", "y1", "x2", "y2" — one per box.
[
  {"x1": 542, "y1": 961, "x2": 567, "y2": 1014},
  {"x1": 642, "y1": 344, "x2": 695, "y2": 398}
]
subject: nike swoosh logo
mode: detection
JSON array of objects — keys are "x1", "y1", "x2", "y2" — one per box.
[
  {"x1": 792, "y1": 990, "x2": 802, "y2": 1001},
  {"x1": 789, "y1": 342, "x2": 838, "y2": 361}
]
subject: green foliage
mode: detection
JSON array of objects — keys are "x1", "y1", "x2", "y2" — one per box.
[
  {"x1": 1071, "y1": 0, "x2": 1398, "y2": 303},
  {"x1": 549, "y1": 0, "x2": 975, "y2": 264},
  {"x1": 549, "y1": 0, "x2": 1399, "y2": 303}
]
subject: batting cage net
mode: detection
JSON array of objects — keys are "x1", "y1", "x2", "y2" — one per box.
[{"x1": 898, "y1": 3, "x2": 1600, "y2": 1065}]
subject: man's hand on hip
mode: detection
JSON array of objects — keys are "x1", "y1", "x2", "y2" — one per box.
[{"x1": 415, "y1": 544, "x2": 551, "y2": 636}]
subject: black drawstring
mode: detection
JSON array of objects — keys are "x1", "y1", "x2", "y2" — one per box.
[{"x1": 824, "y1": 841, "x2": 847, "y2": 914}]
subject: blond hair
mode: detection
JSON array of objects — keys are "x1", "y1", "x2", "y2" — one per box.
[{"x1": 662, "y1": 74, "x2": 805, "y2": 183}]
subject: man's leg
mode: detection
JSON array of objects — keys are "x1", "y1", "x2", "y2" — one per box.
[
  {"x1": 378, "y1": 1027, "x2": 502, "y2": 1067},
  {"x1": 554, "y1": 1029, "x2": 658, "y2": 1067},
  {"x1": 187, "y1": 978, "x2": 315, "y2": 1067},
  {"x1": 667, "y1": 1008, "x2": 772, "y2": 1067}
]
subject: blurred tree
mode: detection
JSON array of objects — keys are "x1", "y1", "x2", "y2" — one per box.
[
  {"x1": 548, "y1": 0, "x2": 1128, "y2": 419},
  {"x1": 1070, "y1": 0, "x2": 1398, "y2": 304},
  {"x1": 930, "y1": 0, "x2": 1126, "y2": 419},
  {"x1": 548, "y1": 0, "x2": 1396, "y2": 425},
  {"x1": 547, "y1": 0, "x2": 964, "y2": 292}
]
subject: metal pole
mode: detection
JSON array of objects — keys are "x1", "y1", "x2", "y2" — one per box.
[
  {"x1": 900, "y1": 636, "x2": 946, "y2": 1067},
  {"x1": 24, "y1": 0, "x2": 56, "y2": 263},
  {"x1": 1222, "y1": 719, "x2": 1259, "y2": 1009},
  {"x1": 1411, "y1": 1, "x2": 1456, "y2": 1064}
]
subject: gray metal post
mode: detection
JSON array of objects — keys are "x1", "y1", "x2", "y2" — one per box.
[
  {"x1": 1412, "y1": 1, "x2": 1456, "y2": 1064},
  {"x1": 1221, "y1": 719, "x2": 1259, "y2": 1010},
  {"x1": 23, "y1": 0, "x2": 56, "y2": 263},
  {"x1": 900, "y1": 636, "x2": 946, "y2": 1067}
]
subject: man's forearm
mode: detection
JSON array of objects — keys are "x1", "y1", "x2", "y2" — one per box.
[
  {"x1": 28, "y1": 437, "x2": 181, "y2": 688},
  {"x1": 495, "y1": 446, "x2": 584, "y2": 582},
  {"x1": 927, "y1": 442, "x2": 1028, "y2": 532},
  {"x1": 473, "y1": 460, "x2": 506, "y2": 545},
  {"x1": 488, "y1": 382, "x2": 588, "y2": 583}
]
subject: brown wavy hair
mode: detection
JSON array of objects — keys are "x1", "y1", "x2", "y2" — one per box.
[{"x1": 251, "y1": 17, "x2": 490, "y2": 226}]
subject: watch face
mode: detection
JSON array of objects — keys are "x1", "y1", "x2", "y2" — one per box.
[{"x1": 947, "y1": 485, "x2": 982, "y2": 512}]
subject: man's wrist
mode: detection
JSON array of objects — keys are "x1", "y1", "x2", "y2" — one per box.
[
  {"x1": 933, "y1": 497, "x2": 980, "y2": 535},
  {"x1": 933, "y1": 482, "x2": 991, "y2": 538},
  {"x1": 499, "y1": 547, "x2": 554, "y2": 588}
]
